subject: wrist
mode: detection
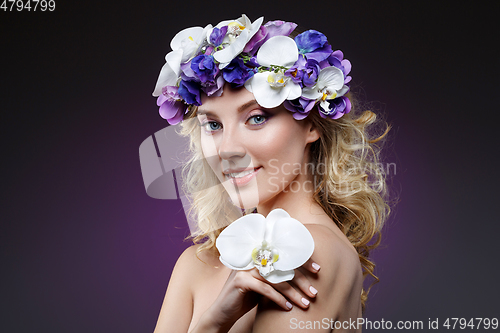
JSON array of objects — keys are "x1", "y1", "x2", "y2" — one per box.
[{"x1": 192, "y1": 309, "x2": 230, "y2": 333}]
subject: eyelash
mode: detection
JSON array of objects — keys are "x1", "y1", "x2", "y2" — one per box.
[{"x1": 201, "y1": 114, "x2": 269, "y2": 133}]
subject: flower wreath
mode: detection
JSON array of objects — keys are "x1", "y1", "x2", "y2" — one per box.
[{"x1": 152, "y1": 14, "x2": 352, "y2": 125}]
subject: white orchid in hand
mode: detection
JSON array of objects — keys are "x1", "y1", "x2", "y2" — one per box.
[
  {"x1": 245, "y1": 36, "x2": 302, "y2": 108},
  {"x1": 216, "y1": 208, "x2": 314, "y2": 284}
]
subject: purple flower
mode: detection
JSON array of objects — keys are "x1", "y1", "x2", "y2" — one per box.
[
  {"x1": 284, "y1": 97, "x2": 316, "y2": 120},
  {"x1": 264, "y1": 20, "x2": 297, "y2": 38},
  {"x1": 223, "y1": 57, "x2": 255, "y2": 87},
  {"x1": 202, "y1": 74, "x2": 224, "y2": 97},
  {"x1": 243, "y1": 20, "x2": 297, "y2": 55},
  {"x1": 243, "y1": 25, "x2": 268, "y2": 55},
  {"x1": 319, "y1": 96, "x2": 351, "y2": 119},
  {"x1": 285, "y1": 55, "x2": 320, "y2": 87},
  {"x1": 320, "y1": 50, "x2": 352, "y2": 84},
  {"x1": 295, "y1": 30, "x2": 333, "y2": 62},
  {"x1": 191, "y1": 54, "x2": 219, "y2": 84},
  {"x1": 285, "y1": 55, "x2": 306, "y2": 85},
  {"x1": 157, "y1": 86, "x2": 187, "y2": 125},
  {"x1": 178, "y1": 79, "x2": 201, "y2": 106},
  {"x1": 209, "y1": 26, "x2": 228, "y2": 47}
]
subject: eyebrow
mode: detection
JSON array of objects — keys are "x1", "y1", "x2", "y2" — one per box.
[{"x1": 197, "y1": 99, "x2": 260, "y2": 116}]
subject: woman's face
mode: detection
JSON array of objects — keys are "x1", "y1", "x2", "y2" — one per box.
[{"x1": 197, "y1": 85, "x2": 319, "y2": 209}]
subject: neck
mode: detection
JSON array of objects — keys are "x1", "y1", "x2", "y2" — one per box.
[{"x1": 257, "y1": 171, "x2": 321, "y2": 220}]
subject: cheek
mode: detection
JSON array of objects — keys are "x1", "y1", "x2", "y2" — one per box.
[{"x1": 200, "y1": 133, "x2": 220, "y2": 173}]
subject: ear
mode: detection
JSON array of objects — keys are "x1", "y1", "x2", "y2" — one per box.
[{"x1": 305, "y1": 122, "x2": 320, "y2": 144}]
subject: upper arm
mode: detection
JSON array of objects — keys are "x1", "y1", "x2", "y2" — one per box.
[
  {"x1": 253, "y1": 225, "x2": 363, "y2": 332},
  {"x1": 153, "y1": 245, "x2": 198, "y2": 333}
]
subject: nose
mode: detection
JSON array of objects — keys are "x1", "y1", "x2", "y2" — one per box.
[{"x1": 218, "y1": 128, "x2": 246, "y2": 161}]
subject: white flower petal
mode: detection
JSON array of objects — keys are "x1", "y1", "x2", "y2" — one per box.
[
  {"x1": 271, "y1": 218, "x2": 315, "y2": 271},
  {"x1": 264, "y1": 269, "x2": 295, "y2": 284},
  {"x1": 165, "y1": 50, "x2": 183, "y2": 76},
  {"x1": 256, "y1": 36, "x2": 298, "y2": 67},
  {"x1": 301, "y1": 86, "x2": 322, "y2": 100},
  {"x1": 216, "y1": 214, "x2": 266, "y2": 268},
  {"x1": 287, "y1": 82, "x2": 302, "y2": 101},
  {"x1": 337, "y1": 84, "x2": 349, "y2": 97},
  {"x1": 244, "y1": 77, "x2": 253, "y2": 92},
  {"x1": 213, "y1": 28, "x2": 249, "y2": 65},
  {"x1": 170, "y1": 26, "x2": 204, "y2": 50},
  {"x1": 264, "y1": 209, "x2": 291, "y2": 243},
  {"x1": 152, "y1": 62, "x2": 178, "y2": 96},
  {"x1": 219, "y1": 256, "x2": 255, "y2": 271},
  {"x1": 250, "y1": 72, "x2": 292, "y2": 108},
  {"x1": 317, "y1": 66, "x2": 345, "y2": 91}
]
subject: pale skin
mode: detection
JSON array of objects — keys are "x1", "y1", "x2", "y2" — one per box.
[{"x1": 153, "y1": 86, "x2": 363, "y2": 332}]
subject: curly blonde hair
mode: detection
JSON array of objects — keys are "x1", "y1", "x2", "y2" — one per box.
[{"x1": 178, "y1": 91, "x2": 390, "y2": 312}]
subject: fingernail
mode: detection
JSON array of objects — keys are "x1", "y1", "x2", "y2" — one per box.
[
  {"x1": 309, "y1": 286, "x2": 318, "y2": 295},
  {"x1": 312, "y1": 262, "x2": 321, "y2": 271},
  {"x1": 302, "y1": 298, "x2": 310, "y2": 306},
  {"x1": 286, "y1": 301, "x2": 293, "y2": 309}
]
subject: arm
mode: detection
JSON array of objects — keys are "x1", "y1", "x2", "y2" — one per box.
[
  {"x1": 153, "y1": 246, "x2": 197, "y2": 333},
  {"x1": 252, "y1": 224, "x2": 364, "y2": 332}
]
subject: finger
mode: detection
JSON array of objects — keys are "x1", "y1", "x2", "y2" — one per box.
[
  {"x1": 301, "y1": 257, "x2": 321, "y2": 273},
  {"x1": 292, "y1": 269, "x2": 318, "y2": 299},
  {"x1": 274, "y1": 279, "x2": 311, "y2": 309},
  {"x1": 233, "y1": 271, "x2": 293, "y2": 311}
]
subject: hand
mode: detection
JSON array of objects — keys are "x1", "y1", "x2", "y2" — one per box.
[{"x1": 194, "y1": 259, "x2": 321, "y2": 333}]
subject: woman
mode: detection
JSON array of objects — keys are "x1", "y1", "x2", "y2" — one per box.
[{"x1": 151, "y1": 14, "x2": 390, "y2": 332}]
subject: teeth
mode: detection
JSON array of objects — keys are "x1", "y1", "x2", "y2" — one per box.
[{"x1": 228, "y1": 169, "x2": 254, "y2": 178}]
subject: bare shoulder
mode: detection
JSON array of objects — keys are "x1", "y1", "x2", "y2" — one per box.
[
  {"x1": 171, "y1": 243, "x2": 223, "y2": 285},
  {"x1": 154, "y1": 244, "x2": 219, "y2": 333},
  {"x1": 305, "y1": 223, "x2": 363, "y2": 284}
]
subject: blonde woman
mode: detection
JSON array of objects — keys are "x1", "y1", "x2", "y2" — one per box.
[{"x1": 151, "y1": 15, "x2": 389, "y2": 332}]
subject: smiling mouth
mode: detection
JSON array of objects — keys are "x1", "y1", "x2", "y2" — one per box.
[{"x1": 224, "y1": 167, "x2": 261, "y2": 186}]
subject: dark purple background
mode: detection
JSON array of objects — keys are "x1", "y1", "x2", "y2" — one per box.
[{"x1": 1, "y1": 1, "x2": 498, "y2": 332}]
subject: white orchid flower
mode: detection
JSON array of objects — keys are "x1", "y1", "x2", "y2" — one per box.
[
  {"x1": 245, "y1": 36, "x2": 302, "y2": 108},
  {"x1": 152, "y1": 25, "x2": 212, "y2": 96},
  {"x1": 213, "y1": 14, "x2": 263, "y2": 69},
  {"x1": 301, "y1": 66, "x2": 349, "y2": 103},
  {"x1": 216, "y1": 208, "x2": 315, "y2": 284}
]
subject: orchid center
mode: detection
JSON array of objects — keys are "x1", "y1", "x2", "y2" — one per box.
[
  {"x1": 267, "y1": 71, "x2": 289, "y2": 89},
  {"x1": 251, "y1": 241, "x2": 279, "y2": 277}
]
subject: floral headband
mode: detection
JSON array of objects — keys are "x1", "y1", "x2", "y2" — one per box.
[{"x1": 152, "y1": 14, "x2": 352, "y2": 125}]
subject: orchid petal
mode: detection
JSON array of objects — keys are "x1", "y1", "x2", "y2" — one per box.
[
  {"x1": 318, "y1": 66, "x2": 345, "y2": 90},
  {"x1": 213, "y1": 28, "x2": 250, "y2": 64},
  {"x1": 170, "y1": 27, "x2": 204, "y2": 50},
  {"x1": 152, "y1": 62, "x2": 178, "y2": 96},
  {"x1": 219, "y1": 256, "x2": 255, "y2": 271},
  {"x1": 271, "y1": 217, "x2": 315, "y2": 271},
  {"x1": 256, "y1": 36, "x2": 298, "y2": 67},
  {"x1": 287, "y1": 83, "x2": 302, "y2": 100},
  {"x1": 263, "y1": 209, "x2": 291, "y2": 243},
  {"x1": 337, "y1": 84, "x2": 350, "y2": 97},
  {"x1": 301, "y1": 86, "x2": 322, "y2": 100},
  {"x1": 165, "y1": 50, "x2": 183, "y2": 76},
  {"x1": 249, "y1": 73, "x2": 293, "y2": 108},
  {"x1": 265, "y1": 269, "x2": 295, "y2": 284},
  {"x1": 216, "y1": 214, "x2": 266, "y2": 268}
]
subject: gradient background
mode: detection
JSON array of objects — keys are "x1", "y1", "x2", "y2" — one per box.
[{"x1": 1, "y1": 1, "x2": 498, "y2": 332}]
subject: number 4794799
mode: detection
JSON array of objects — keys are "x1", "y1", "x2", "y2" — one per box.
[{"x1": 1, "y1": 0, "x2": 56, "y2": 11}]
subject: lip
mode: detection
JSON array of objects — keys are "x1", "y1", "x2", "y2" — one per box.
[{"x1": 224, "y1": 167, "x2": 261, "y2": 186}]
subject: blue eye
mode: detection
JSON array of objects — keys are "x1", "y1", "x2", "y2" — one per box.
[
  {"x1": 202, "y1": 121, "x2": 221, "y2": 132},
  {"x1": 248, "y1": 115, "x2": 267, "y2": 125}
]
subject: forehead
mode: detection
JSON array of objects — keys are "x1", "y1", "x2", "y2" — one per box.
[{"x1": 198, "y1": 86, "x2": 257, "y2": 114}]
